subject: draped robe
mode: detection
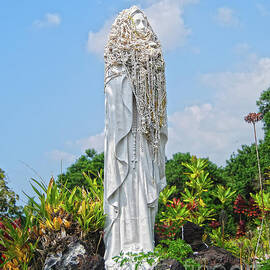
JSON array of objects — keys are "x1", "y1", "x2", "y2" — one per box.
[{"x1": 104, "y1": 65, "x2": 167, "y2": 269}]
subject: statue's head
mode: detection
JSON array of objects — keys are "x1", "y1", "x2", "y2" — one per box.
[
  {"x1": 130, "y1": 8, "x2": 148, "y2": 35},
  {"x1": 105, "y1": 5, "x2": 162, "y2": 64}
]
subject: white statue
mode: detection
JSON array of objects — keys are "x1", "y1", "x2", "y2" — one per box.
[{"x1": 103, "y1": 6, "x2": 168, "y2": 269}]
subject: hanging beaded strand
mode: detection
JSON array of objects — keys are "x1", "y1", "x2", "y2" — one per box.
[{"x1": 104, "y1": 6, "x2": 167, "y2": 157}]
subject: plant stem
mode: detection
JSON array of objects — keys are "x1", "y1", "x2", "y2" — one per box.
[
  {"x1": 253, "y1": 122, "x2": 266, "y2": 261},
  {"x1": 240, "y1": 246, "x2": 242, "y2": 270},
  {"x1": 95, "y1": 231, "x2": 103, "y2": 256},
  {"x1": 255, "y1": 217, "x2": 264, "y2": 259},
  {"x1": 253, "y1": 123, "x2": 265, "y2": 216}
]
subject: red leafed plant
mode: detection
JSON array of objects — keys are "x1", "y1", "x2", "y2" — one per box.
[
  {"x1": 236, "y1": 220, "x2": 246, "y2": 238},
  {"x1": 167, "y1": 198, "x2": 183, "y2": 209},
  {"x1": 233, "y1": 194, "x2": 248, "y2": 237},
  {"x1": 233, "y1": 194, "x2": 248, "y2": 215},
  {"x1": 155, "y1": 221, "x2": 177, "y2": 240},
  {"x1": 156, "y1": 196, "x2": 191, "y2": 240},
  {"x1": 0, "y1": 220, "x2": 7, "y2": 268},
  {"x1": 157, "y1": 197, "x2": 183, "y2": 240},
  {"x1": 247, "y1": 197, "x2": 260, "y2": 218}
]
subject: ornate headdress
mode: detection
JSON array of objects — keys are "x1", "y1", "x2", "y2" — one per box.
[{"x1": 104, "y1": 6, "x2": 167, "y2": 154}]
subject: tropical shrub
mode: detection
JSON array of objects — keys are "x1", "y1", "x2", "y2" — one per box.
[
  {"x1": 156, "y1": 157, "x2": 217, "y2": 244},
  {"x1": 155, "y1": 238, "x2": 200, "y2": 269},
  {"x1": 113, "y1": 251, "x2": 158, "y2": 269},
  {"x1": 1, "y1": 170, "x2": 105, "y2": 268},
  {"x1": 25, "y1": 171, "x2": 104, "y2": 235},
  {"x1": 0, "y1": 214, "x2": 38, "y2": 269}
]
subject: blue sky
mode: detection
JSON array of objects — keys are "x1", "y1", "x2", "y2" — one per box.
[{"x1": 1, "y1": 0, "x2": 270, "y2": 205}]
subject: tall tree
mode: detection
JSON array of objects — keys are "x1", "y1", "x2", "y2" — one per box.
[
  {"x1": 0, "y1": 169, "x2": 22, "y2": 218},
  {"x1": 57, "y1": 149, "x2": 104, "y2": 190},
  {"x1": 257, "y1": 86, "x2": 270, "y2": 136}
]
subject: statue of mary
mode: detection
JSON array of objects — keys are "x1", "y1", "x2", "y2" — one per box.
[{"x1": 103, "y1": 6, "x2": 168, "y2": 269}]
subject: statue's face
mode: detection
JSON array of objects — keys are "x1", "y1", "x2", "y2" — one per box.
[{"x1": 132, "y1": 12, "x2": 147, "y2": 34}]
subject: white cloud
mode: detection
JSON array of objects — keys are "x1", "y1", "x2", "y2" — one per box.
[
  {"x1": 167, "y1": 104, "x2": 235, "y2": 162},
  {"x1": 48, "y1": 150, "x2": 76, "y2": 163},
  {"x1": 166, "y1": 56, "x2": 270, "y2": 165},
  {"x1": 256, "y1": 3, "x2": 270, "y2": 17},
  {"x1": 33, "y1": 13, "x2": 61, "y2": 28},
  {"x1": 144, "y1": 0, "x2": 192, "y2": 50},
  {"x1": 87, "y1": 0, "x2": 197, "y2": 56},
  {"x1": 201, "y1": 57, "x2": 270, "y2": 113},
  {"x1": 75, "y1": 131, "x2": 105, "y2": 153},
  {"x1": 47, "y1": 132, "x2": 104, "y2": 168},
  {"x1": 87, "y1": 19, "x2": 113, "y2": 56},
  {"x1": 214, "y1": 7, "x2": 240, "y2": 27}
]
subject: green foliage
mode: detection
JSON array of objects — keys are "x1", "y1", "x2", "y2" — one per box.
[
  {"x1": 113, "y1": 244, "x2": 200, "y2": 270},
  {"x1": 0, "y1": 171, "x2": 105, "y2": 268},
  {"x1": 165, "y1": 154, "x2": 234, "y2": 232},
  {"x1": 210, "y1": 224, "x2": 270, "y2": 265},
  {"x1": 212, "y1": 185, "x2": 236, "y2": 206},
  {"x1": 57, "y1": 149, "x2": 104, "y2": 191},
  {"x1": 222, "y1": 140, "x2": 270, "y2": 235},
  {"x1": 155, "y1": 238, "x2": 200, "y2": 269},
  {"x1": 113, "y1": 251, "x2": 158, "y2": 269},
  {"x1": 156, "y1": 158, "x2": 216, "y2": 242},
  {"x1": 155, "y1": 238, "x2": 192, "y2": 262},
  {"x1": 209, "y1": 227, "x2": 238, "y2": 255},
  {"x1": 160, "y1": 200, "x2": 189, "y2": 226},
  {"x1": 159, "y1": 185, "x2": 177, "y2": 206},
  {"x1": 0, "y1": 169, "x2": 22, "y2": 218},
  {"x1": 180, "y1": 157, "x2": 215, "y2": 225},
  {"x1": 77, "y1": 171, "x2": 104, "y2": 233},
  {"x1": 182, "y1": 258, "x2": 201, "y2": 270},
  {"x1": 250, "y1": 191, "x2": 270, "y2": 212},
  {"x1": 0, "y1": 211, "x2": 38, "y2": 269},
  {"x1": 212, "y1": 185, "x2": 237, "y2": 245},
  {"x1": 165, "y1": 152, "x2": 225, "y2": 196},
  {"x1": 25, "y1": 170, "x2": 105, "y2": 235},
  {"x1": 182, "y1": 157, "x2": 213, "y2": 202},
  {"x1": 258, "y1": 259, "x2": 270, "y2": 270},
  {"x1": 224, "y1": 143, "x2": 270, "y2": 196}
]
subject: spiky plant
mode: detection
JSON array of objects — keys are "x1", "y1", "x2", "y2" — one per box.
[{"x1": 23, "y1": 171, "x2": 105, "y2": 266}]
